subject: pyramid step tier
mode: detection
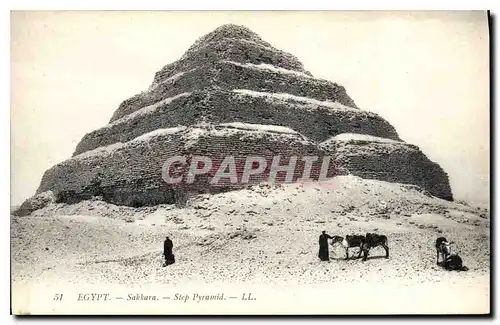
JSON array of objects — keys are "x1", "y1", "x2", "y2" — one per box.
[
  {"x1": 39, "y1": 122, "x2": 451, "y2": 208},
  {"x1": 39, "y1": 125, "x2": 339, "y2": 207},
  {"x1": 74, "y1": 89, "x2": 399, "y2": 156},
  {"x1": 152, "y1": 37, "x2": 307, "y2": 87},
  {"x1": 320, "y1": 136, "x2": 453, "y2": 200},
  {"x1": 110, "y1": 60, "x2": 356, "y2": 122}
]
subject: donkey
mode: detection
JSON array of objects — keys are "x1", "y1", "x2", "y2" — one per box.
[
  {"x1": 435, "y1": 237, "x2": 453, "y2": 265},
  {"x1": 360, "y1": 233, "x2": 389, "y2": 261},
  {"x1": 331, "y1": 235, "x2": 366, "y2": 260}
]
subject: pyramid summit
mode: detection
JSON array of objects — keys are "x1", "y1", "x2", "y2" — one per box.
[
  {"x1": 148, "y1": 23, "x2": 310, "y2": 91},
  {"x1": 187, "y1": 24, "x2": 272, "y2": 51},
  {"x1": 15, "y1": 25, "x2": 453, "y2": 216}
]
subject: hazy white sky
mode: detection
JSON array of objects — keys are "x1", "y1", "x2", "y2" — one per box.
[{"x1": 10, "y1": 11, "x2": 489, "y2": 205}]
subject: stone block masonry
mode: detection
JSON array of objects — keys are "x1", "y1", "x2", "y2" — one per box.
[
  {"x1": 39, "y1": 126, "x2": 341, "y2": 207},
  {"x1": 110, "y1": 60, "x2": 357, "y2": 122},
  {"x1": 74, "y1": 89, "x2": 399, "y2": 156},
  {"x1": 151, "y1": 36, "x2": 308, "y2": 86},
  {"x1": 320, "y1": 137, "x2": 453, "y2": 200}
]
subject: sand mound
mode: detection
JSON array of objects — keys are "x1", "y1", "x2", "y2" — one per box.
[{"x1": 11, "y1": 176, "x2": 489, "y2": 314}]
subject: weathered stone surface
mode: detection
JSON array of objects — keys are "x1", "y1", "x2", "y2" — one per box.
[
  {"x1": 75, "y1": 89, "x2": 399, "y2": 156},
  {"x1": 152, "y1": 36, "x2": 308, "y2": 87},
  {"x1": 110, "y1": 60, "x2": 356, "y2": 122},
  {"x1": 14, "y1": 191, "x2": 56, "y2": 216},
  {"x1": 152, "y1": 25, "x2": 307, "y2": 84},
  {"x1": 39, "y1": 126, "x2": 339, "y2": 207},
  {"x1": 320, "y1": 135, "x2": 453, "y2": 200}
]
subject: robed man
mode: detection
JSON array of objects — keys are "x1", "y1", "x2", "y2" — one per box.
[
  {"x1": 163, "y1": 236, "x2": 175, "y2": 266},
  {"x1": 318, "y1": 231, "x2": 333, "y2": 261}
]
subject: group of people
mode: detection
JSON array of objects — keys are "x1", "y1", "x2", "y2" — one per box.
[
  {"x1": 163, "y1": 231, "x2": 467, "y2": 271},
  {"x1": 318, "y1": 230, "x2": 468, "y2": 271}
]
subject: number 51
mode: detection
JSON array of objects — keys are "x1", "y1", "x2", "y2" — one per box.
[{"x1": 53, "y1": 293, "x2": 64, "y2": 301}]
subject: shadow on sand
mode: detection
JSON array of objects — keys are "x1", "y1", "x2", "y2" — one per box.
[{"x1": 329, "y1": 254, "x2": 389, "y2": 261}]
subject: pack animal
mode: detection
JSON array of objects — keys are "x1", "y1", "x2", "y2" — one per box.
[
  {"x1": 331, "y1": 235, "x2": 366, "y2": 260},
  {"x1": 361, "y1": 233, "x2": 389, "y2": 261}
]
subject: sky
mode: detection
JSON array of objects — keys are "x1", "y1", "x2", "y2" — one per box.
[{"x1": 10, "y1": 11, "x2": 490, "y2": 206}]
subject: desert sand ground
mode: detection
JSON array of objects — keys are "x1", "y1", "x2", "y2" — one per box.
[{"x1": 11, "y1": 176, "x2": 490, "y2": 315}]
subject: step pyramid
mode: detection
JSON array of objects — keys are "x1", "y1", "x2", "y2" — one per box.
[{"x1": 17, "y1": 24, "x2": 453, "y2": 215}]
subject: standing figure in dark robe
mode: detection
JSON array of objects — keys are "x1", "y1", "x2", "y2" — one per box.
[
  {"x1": 163, "y1": 236, "x2": 175, "y2": 267},
  {"x1": 318, "y1": 231, "x2": 333, "y2": 261}
]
